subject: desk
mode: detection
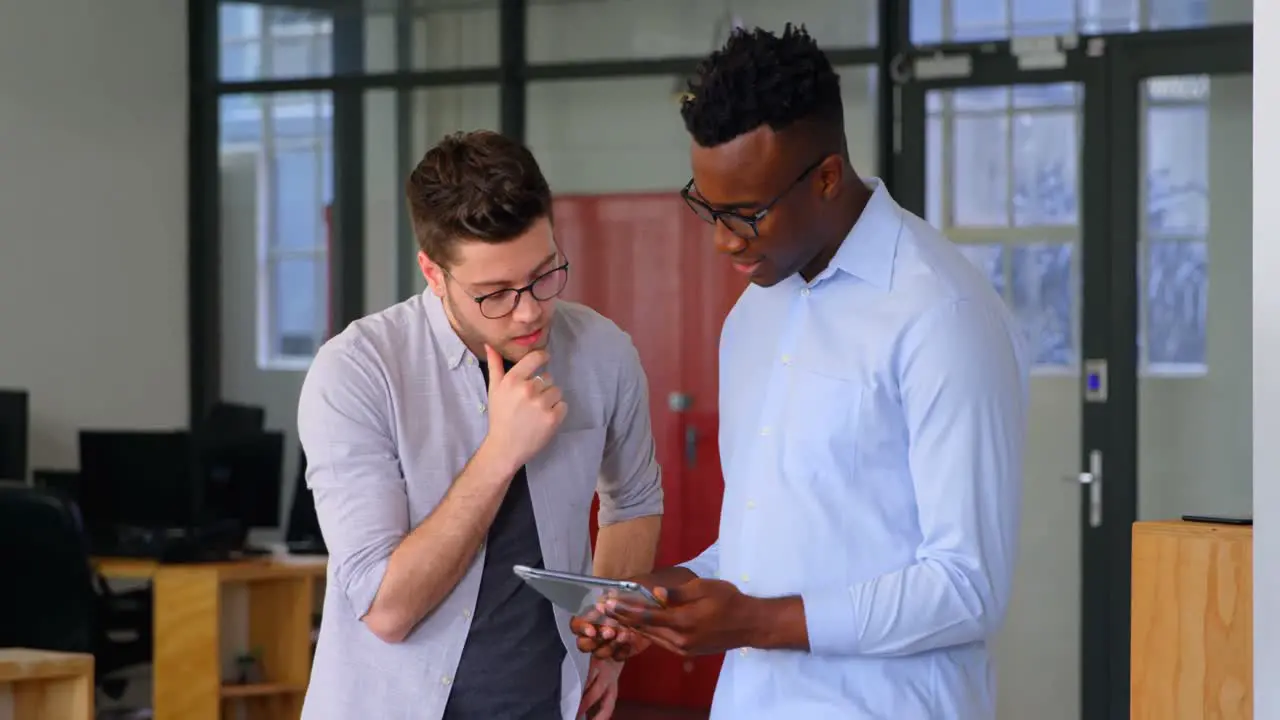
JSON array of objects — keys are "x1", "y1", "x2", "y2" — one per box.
[
  {"x1": 1131, "y1": 520, "x2": 1252, "y2": 719},
  {"x1": 0, "y1": 648, "x2": 94, "y2": 720},
  {"x1": 95, "y1": 557, "x2": 326, "y2": 720}
]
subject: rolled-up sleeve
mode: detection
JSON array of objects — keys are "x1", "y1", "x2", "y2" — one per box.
[
  {"x1": 297, "y1": 340, "x2": 407, "y2": 621},
  {"x1": 595, "y1": 336, "x2": 664, "y2": 526}
]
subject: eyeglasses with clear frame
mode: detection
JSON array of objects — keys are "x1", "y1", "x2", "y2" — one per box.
[
  {"x1": 447, "y1": 260, "x2": 571, "y2": 319},
  {"x1": 681, "y1": 156, "x2": 828, "y2": 239}
]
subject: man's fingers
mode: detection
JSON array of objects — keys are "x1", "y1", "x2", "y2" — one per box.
[
  {"x1": 577, "y1": 668, "x2": 606, "y2": 718},
  {"x1": 606, "y1": 601, "x2": 674, "y2": 629},
  {"x1": 636, "y1": 627, "x2": 689, "y2": 656},
  {"x1": 484, "y1": 344, "x2": 504, "y2": 388},
  {"x1": 538, "y1": 385, "x2": 564, "y2": 410},
  {"x1": 506, "y1": 349, "x2": 549, "y2": 381},
  {"x1": 593, "y1": 644, "x2": 619, "y2": 660},
  {"x1": 593, "y1": 681, "x2": 618, "y2": 720}
]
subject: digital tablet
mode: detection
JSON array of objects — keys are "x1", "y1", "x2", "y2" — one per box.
[{"x1": 512, "y1": 565, "x2": 662, "y2": 615}]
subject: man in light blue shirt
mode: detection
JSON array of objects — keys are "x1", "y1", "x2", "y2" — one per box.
[{"x1": 575, "y1": 24, "x2": 1030, "y2": 719}]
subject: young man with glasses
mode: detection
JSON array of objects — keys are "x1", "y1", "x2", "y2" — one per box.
[
  {"x1": 298, "y1": 130, "x2": 663, "y2": 720},
  {"x1": 573, "y1": 25, "x2": 1030, "y2": 719}
]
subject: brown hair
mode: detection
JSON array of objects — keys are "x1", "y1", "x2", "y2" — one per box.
[{"x1": 405, "y1": 130, "x2": 553, "y2": 267}]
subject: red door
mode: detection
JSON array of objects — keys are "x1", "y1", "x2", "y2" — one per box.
[{"x1": 553, "y1": 194, "x2": 744, "y2": 709}]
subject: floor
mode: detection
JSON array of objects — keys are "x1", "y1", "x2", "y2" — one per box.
[{"x1": 614, "y1": 703, "x2": 709, "y2": 719}]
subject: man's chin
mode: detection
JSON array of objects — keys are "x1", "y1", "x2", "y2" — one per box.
[{"x1": 499, "y1": 334, "x2": 550, "y2": 361}]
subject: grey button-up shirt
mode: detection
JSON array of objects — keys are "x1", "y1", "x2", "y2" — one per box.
[{"x1": 296, "y1": 291, "x2": 664, "y2": 720}]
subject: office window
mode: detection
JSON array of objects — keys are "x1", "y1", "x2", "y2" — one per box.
[
  {"x1": 912, "y1": 0, "x2": 1232, "y2": 44},
  {"x1": 928, "y1": 84, "x2": 1079, "y2": 371},
  {"x1": 220, "y1": 92, "x2": 333, "y2": 370},
  {"x1": 928, "y1": 81, "x2": 1212, "y2": 374},
  {"x1": 1142, "y1": 76, "x2": 1211, "y2": 373},
  {"x1": 219, "y1": 2, "x2": 334, "y2": 81},
  {"x1": 219, "y1": 3, "x2": 334, "y2": 369}
]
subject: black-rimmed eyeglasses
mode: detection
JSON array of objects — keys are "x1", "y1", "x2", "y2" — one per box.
[
  {"x1": 681, "y1": 156, "x2": 828, "y2": 239},
  {"x1": 449, "y1": 261, "x2": 571, "y2": 319}
]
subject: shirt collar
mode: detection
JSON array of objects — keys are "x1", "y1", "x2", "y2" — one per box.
[
  {"x1": 815, "y1": 177, "x2": 903, "y2": 290},
  {"x1": 422, "y1": 290, "x2": 470, "y2": 369}
]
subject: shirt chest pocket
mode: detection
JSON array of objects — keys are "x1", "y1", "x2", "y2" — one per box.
[{"x1": 778, "y1": 366, "x2": 863, "y2": 481}]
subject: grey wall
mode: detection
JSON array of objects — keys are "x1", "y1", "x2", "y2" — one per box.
[
  {"x1": 0, "y1": 0, "x2": 189, "y2": 474},
  {"x1": 1253, "y1": 4, "x2": 1278, "y2": 714}
]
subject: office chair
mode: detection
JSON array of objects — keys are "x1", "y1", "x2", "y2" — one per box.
[{"x1": 0, "y1": 485, "x2": 152, "y2": 698}]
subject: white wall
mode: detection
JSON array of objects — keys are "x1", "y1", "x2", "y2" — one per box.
[
  {"x1": 1253, "y1": 2, "x2": 1279, "y2": 713},
  {"x1": 0, "y1": 0, "x2": 189, "y2": 474}
]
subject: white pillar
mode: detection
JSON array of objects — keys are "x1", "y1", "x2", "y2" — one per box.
[{"x1": 1253, "y1": 3, "x2": 1278, "y2": 715}]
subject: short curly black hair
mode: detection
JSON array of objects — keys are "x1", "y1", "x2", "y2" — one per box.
[{"x1": 680, "y1": 24, "x2": 844, "y2": 149}]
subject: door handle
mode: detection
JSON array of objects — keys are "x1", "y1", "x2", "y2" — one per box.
[
  {"x1": 684, "y1": 425, "x2": 698, "y2": 467},
  {"x1": 1064, "y1": 449, "x2": 1103, "y2": 528}
]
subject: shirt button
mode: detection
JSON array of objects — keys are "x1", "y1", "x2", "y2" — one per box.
[
  {"x1": 741, "y1": 574, "x2": 750, "y2": 583},
  {"x1": 477, "y1": 402, "x2": 487, "y2": 414},
  {"x1": 746, "y1": 500, "x2": 756, "y2": 509},
  {"x1": 800, "y1": 288, "x2": 811, "y2": 297},
  {"x1": 759, "y1": 427, "x2": 771, "y2": 436},
  {"x1": 462, "y1": 609, "x2": 472, "y2": 619},
  {"x1": 466, "y1": 356, "x2": 476, "y2": 366},
  {"x1": 739, "y1": 648, "x2": 749, "y2": 656},
  {"x1": 781, "y1": 354, "x2": 791, "y2": 365},
  {"x1": 441, "y1": 676, "x2": 452, "y2": 686}
]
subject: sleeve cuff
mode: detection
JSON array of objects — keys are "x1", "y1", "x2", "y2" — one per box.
[
  {"x1": 596, "y1": 484, "x2": 665, "y2": 526},
  {"x1": 677, "y1": 552, "x2": 718, "y2": 580},
  {"x1": 801, "y1": 586, "x2": 856, "y2": 656}
]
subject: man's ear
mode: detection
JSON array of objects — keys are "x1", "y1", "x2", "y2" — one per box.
[
  {"x1": 419, "y1": 251, "x2": 446, "y2": 298},
  {"x1": 818, "y1": 155, "x2": 844, "y2": 201}
]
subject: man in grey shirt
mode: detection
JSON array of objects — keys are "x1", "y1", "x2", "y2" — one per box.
[{"x1": 296, "y1": 130, "x2": 664, "y2": 720}]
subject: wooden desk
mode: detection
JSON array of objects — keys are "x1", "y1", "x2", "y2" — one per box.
[
  {"x1": 1131, "y1": 520, "x2": 1252, "y2": 719},
  {"x1": 0, "y1": 648, "x2": 94, "y2": 720},
  {"x1": 96, "y1": 557, "x2": 326, "y2": 720}
]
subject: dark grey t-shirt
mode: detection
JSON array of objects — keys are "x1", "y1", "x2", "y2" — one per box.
[{"x1": 442, "y1": 360, "x2": 565, "y2": 719}]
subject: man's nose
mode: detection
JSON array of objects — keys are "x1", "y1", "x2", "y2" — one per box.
[
  {"x1": 714, "y1": 222, "x2": 747, "y2": 255},
  {"x1": 512, "y1": 291, "x2": 544, "y2": 324}
]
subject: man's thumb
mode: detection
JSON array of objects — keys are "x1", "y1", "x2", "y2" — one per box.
[{"x1": 484, "y1": 344, "x2": 504, "y2": 388}]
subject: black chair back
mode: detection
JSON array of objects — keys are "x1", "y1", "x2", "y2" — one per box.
[{"x1": 0, "y1": 485, "x2": 96, "y2": 653}]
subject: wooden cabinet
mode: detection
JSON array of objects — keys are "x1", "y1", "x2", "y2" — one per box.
[
  {"x1": 1131, "y1": 520, "x2": 1252, "y2": 719},
  {"x1": 555, "y1": 193, "x2": 742, "y2": 709},
  {"x1": 97, "y1": 557, "x2": 325, "y2": 720},
  {"x1": 0, "y1": 649, "x2": 94, "y2": 720}
]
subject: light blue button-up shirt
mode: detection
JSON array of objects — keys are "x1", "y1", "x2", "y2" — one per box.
[{"x1": 680, "y1": 180, "x2": 1030, "y2": 719}]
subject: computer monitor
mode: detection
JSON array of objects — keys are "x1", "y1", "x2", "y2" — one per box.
[
  {"x1": 0, "y1": 390, "x2": 29, "y2": 481},
  {"x1": 285, "y1": 450, "x2": 326, "y2": 554},
  {"x1": 32, "y1": 469, "x2": 81, "y2": 504},
  {"x1": 204, "y1": 402, "x2": 266, "y2": 440},
  {"x1": 78, "y1": 430, "x2": 195, "y2": 534},
  {"x1": 200, "y1": 430, "x2": 284, "y2": 530}
]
